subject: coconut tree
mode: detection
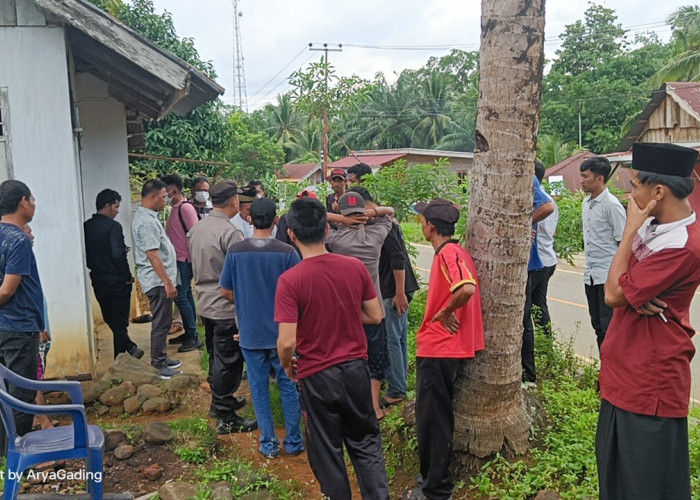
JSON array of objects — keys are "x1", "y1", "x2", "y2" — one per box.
[
  {"x1": 453, "y1": 0, "x2": 546, "y2": 469},
  {"x1": 649, "y1": 6, "x2": 700, "y2": 85},
  {"x1": 412, "y1": 72, "x2": 454, "y2": 149},
  {"x1": 537, "y1": 133, "x2": 580, "y2": 167}
]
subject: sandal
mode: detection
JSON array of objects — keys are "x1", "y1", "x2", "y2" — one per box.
[
  {"x1": 376, "y1": 409, "x2": 386, "y2": 422},
  {"x1": 169, "y1": 321, "x2": 184, "y2": 335},
  {"x1": 379, "y1": 396, "x2": 404, "y2": 409}
]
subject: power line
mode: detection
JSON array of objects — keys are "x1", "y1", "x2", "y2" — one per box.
[{"x1": 249, "y1": 46, "x2": 308, "y2": 99}]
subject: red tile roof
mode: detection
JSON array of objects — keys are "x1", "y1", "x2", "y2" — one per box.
[{"x1": 278, "y1": 163, "x2": 320, "y2": 180}]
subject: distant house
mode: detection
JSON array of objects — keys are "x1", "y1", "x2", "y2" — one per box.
[
  {"x1": 328, "y1": 148, "x2": 473, "y2": 177},
  {"x1": 544, "y1": 151, "x2": 635, "y2": 193},
  {"x1": 618, "y1": 82, "x2": 700, "y2": 152},
  {"x1": 0, "y1": 0, "x2": 223, "y2": 377},
  {"x1": 277, "y1": 163, "x2": 322, "y2": 184}
]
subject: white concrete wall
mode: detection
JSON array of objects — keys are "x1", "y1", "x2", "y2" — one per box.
[{"x1": 0, "y1": 25, "x2": 94, "y2": 376}]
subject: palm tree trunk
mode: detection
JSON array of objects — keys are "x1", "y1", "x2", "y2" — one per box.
[{"x1": 453, "y1": 0, "x2": 546, "y2": 471}]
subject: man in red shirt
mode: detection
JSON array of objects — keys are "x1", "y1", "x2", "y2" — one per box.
[
  {"x1": 407, "y1": 198, "x2": 484, "y2": 500},
  {"x1": 600, "y1": 142, "x2": 700, "y2": 499},
  {"x1": 275, "y1": 197, "x2": 389, "y2": 500}
]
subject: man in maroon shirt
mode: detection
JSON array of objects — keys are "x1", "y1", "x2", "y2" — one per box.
[
  {"x1": 275, "y1": 197, "x2": 389, "y2": 500},
  {"x1": 600, "y1": 142, "x2": 700, "y2": 499}
]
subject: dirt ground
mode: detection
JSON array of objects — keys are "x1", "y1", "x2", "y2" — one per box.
[{"x1": 20, "y1": 382, "x2": 361, "y2": 499}]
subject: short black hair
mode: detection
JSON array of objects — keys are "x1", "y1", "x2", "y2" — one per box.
[
  {"x1": 160, "y1": 174, "x2": 184, "y2": 192},
  {"x1": 347, "y1": 186, "x2": 374, "y2": 202},
  {"x1": 347, "y1": 163, "x2": 372, "y2": 181},
  {"x1": 96, "y1": 189, "x2": 121, "y2": 211},
  {"x1": 535, "y1": 161, "x2": 546, "y2": 182},
  {"x1": 580, "y1": 157, "x2": 611, "y2": 181},
  {"x1": 249, "y1": 180, "x2": 264, "y2": 189},
  {"x1": 637, "y1": 171, "x2": 695, "y2": 199},
  {"x1": 286, "y1": 197, "x2": 327, "y2": 244},
  {"x1": 192, "y1": 176, "x2": 209, "y2": 189},
  {"x1": 0, "y1": 180, "x2": 31, "y2": 216},
  {"x1": 141, "y1": 179, "x2": 166, "y2": 198}
]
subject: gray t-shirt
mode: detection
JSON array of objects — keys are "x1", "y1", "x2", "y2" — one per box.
[
  {"x1": 326, "y1": 215, "x2": 392, "y2": 316},
  {"x1": 131, "y1": 206, "x2": 178, "y2": 293},
  {"x1": 582, "y1": 188, "x2": 626, "y2": 285}
]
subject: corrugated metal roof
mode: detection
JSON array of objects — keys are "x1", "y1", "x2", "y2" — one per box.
[
  {"x1": 278, "y1": 163, "x2": 321, "y2": 180},
  {"x1": 329, "y1": 153, "x2": 407, "y2": 168}
]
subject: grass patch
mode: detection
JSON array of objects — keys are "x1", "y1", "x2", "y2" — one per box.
[
  {"x1": 169, "y1": 417, "x2": 218, "y2": 464},
  {"x1": 400, "y1": 221, "x2": 423, "y2": 245},
  {"x1": 196, "y1": 456, "x2": 304, "y2": 498}
]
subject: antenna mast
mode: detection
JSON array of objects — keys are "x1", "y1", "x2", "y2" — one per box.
[{"x1": 231, "y1": 0, "x2": 248, "y2": 112}]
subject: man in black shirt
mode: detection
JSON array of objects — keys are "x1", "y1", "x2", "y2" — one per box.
[{"x1": 84, "y1": 189, "x2": 143, "y2": 359}]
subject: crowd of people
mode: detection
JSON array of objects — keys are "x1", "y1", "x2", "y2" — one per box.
[{"x1": 0, "y1": 141, "x2": 698, "y2": 499}]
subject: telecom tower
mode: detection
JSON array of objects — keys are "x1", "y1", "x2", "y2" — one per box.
[{"x1": 231, "y1": 0, "x2": 248, "y2": 112}]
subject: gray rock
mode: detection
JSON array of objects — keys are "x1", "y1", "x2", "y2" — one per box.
[
  {"x1": 104, "y1": 429, "x2": 127, "y2": 451},
  {"x1": 45, "y1": 391, "x2": 72, "y2": 405},
  {"x1": 113, "y1": 444, "x2": 135, "y2": 460},
  {"x1": 144, "y1": 421, "x2": 172, "y2": 444},
  {"x1": 97, "y1": 404, "x2": 110, "y2": 416},
  {"x1": 82, "y1": 380, "x2": 111, "y2": 404},
  {"x1": 136, "y1": 384, "x2": 162, "y2": 399},
  {"x1": 108, "y1": 403, "x2": 124, "y2": 417},
  {"x1": 101, "y1": 353, "x2": 160, "y2": 387},
  {"x1": 123, "y1": 395, "x2": 140, "y2": 414},
  {"x1": 239, "y1": 492, "x2": 273, "y2": 500},
  {"x1": 159, "y1": 481, "x2": 198, "y2": 500},
  {"x1": 210, "y1": 483, "x2": 233, "y2": 500},
  {"x1": 142, "y1": 397, "x2": 171, "y2": 414},
  {"x1": 99, "y1": 386, "x2": 128, "y2": 407},
  {"x1": 118, "y1": 380, "x2": 136, "y2": 396},
  {"x1": 164, "y1": 374, "x2": 199, "y2": 393}
]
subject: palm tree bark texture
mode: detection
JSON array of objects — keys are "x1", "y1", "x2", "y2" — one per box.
[{"x1": 454, "y1": 0, "x2": 546, "y2": 471}]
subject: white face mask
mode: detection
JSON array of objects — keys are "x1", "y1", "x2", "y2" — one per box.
[{"x1": 194, "y1": 191, "x2": 209, "y2": 203}]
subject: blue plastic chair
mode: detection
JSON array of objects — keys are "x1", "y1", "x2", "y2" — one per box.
[{"x1": 0, "y1": 362, "x2": 104, "y2": 499}]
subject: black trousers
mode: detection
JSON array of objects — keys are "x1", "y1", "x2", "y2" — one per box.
[
  {"x1": 92, "y1": 280, "x2": 136, "y2": 358},
  {"x1": 0, "y1": 331, "x2": 39, "y2": 455},
  {"x1": 201, "y1": 317, "x2": 243, "y2": 417},
  {"x1": 585, "y1": 283, "x2": 613, "y2": 350},
  {"x1": 299, "y1": 359, "x2": 389, "y2": 500},
  {"x1": 416, "y1": 357, "x2": 461, "y2": 500},
  {"x1": 596, "y1": 399, "x2": 690, "y2": 500},
  {"x1": 529, "y1": 265, "x2": 556, "y2": 335}
]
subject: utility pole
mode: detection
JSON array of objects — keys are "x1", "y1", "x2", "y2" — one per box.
[
  {"x1": 578, "y1": 100, "x2": 582, "y2": 148},
  {"x1": 231, "y1": 0, "x2": 248, "y2": 112},
  {"x1": 309, "y1": 43, "x2": 342, "y2": 182}
]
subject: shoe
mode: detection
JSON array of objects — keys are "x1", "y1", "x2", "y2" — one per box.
[
  {"x1": 178, "y1": 337, "x2": 203, "y2": 353},
  {"x1": 260, "y1": 449, "x2": 279, "y2": 459},
  {"x1": 128, "y1": 346, "x2": 144, "y2": 359},
  {"x1": 168, "y1": 333, "x2": 187, "y2": 345},
  {"x1": 165, "y1": 358, "x2": 182, "y2": 369},
  {"x1": 521, "y1": 381, "x2": 537, "y2": 390},
  {"x1": 132, "y1": 314, "x2": 152, "y2": 324},
  {"x1": 209, "y1": 397, "x2": 247, "y2": 418},
  {"x1": 217, "y1": 415, "x2": 258, "y2": 434},
  {"x1": 402, "y1": 488, "x2": 427, "y2": 500},
  {"x1": 286, "y1": 448, "x2": 305, "y2": 457},
  {"x1": 159, "y1": 366, "x2": 182, "y2": 379}
]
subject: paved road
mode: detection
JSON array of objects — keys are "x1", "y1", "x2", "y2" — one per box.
[{"x1": 413, "y1": 243, "x2": 700, "y2": 402}]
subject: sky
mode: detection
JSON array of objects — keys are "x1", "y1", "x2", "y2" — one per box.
[{"x1": 149, "y1": 0, "x2": 692, "y2": 110}]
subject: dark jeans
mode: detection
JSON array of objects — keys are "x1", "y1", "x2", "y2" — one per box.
[
  {"x1": 0, "y1": 331, "x2": 39, "y2": 455},
  {"x1": 92, "y1": 280, "x2": 136, "y2": 358},
  {"x1": 299, "y1": 359, "x2": 389, "y2": 500},
  {"x1": 174, "y1": 261, "x2": 197, "y2": 341},
  {"x1": 585, "y1": 283, "x2": 613, "y2": 350},
  {"x1": 145, "y1": 286, "x2": 173, "y2": 369},
  {"x1": 201, "y1": 317, "x2": 243, "y2": 417},
  {"x1": 416, "y1": 357, "x2": 461, "y2": 500},
  {"x1": 364, "y1": 321, "x2": 387, "y2": 381}
]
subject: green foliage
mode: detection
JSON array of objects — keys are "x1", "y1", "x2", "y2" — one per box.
[
  {"x1": 469, "y1": 330, "x2": 601, "y2": 499},
  {"x1": 169, "y1": 417, "x2": 218, "y2": 464},
  {"x1": 362, "y1": 160, "x2": 467, "y2": 223},
  {"x1": 198, "y1": 457, "x2": 304, "y2": 498},
  {"x1": 223, "y1": 113, "x2": 285, "y2": 183},
  {"x1": 537, "y1": 134, "x2": 581, "y2": 167},
  {"x1": 399, "y1": 221, "x2": 424, "y2": 245},
  {"x1": 546, "y1": 182, "x2": 585, "y2": 265}
]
